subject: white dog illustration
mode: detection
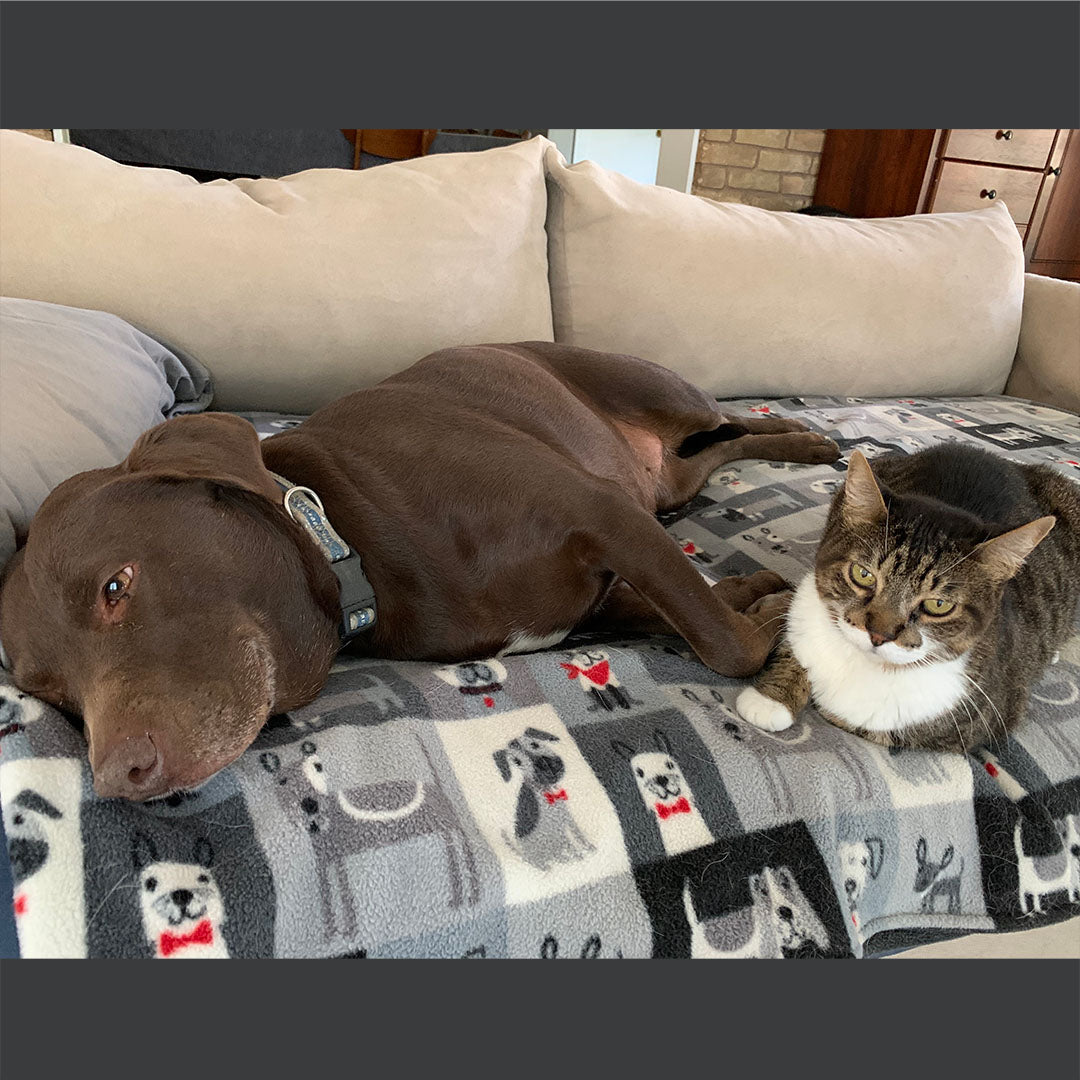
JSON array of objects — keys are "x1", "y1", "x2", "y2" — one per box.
[
  {"x1": 133, "y1": 833, "x2": 229, "y2": 959},
  {"x1": 613, "y1": 729, "x2": 713, "y2": 856}
]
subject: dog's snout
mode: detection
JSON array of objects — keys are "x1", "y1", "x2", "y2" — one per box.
[
  {"x1": 171, "y1": 888, "x2": 194, "y2": 908},
  {"x1": 533, "y1": 755, "x2": 564, "y2": 785},
  {"x1": 777, "y1": 905, "x2": 793, "y2": 922},
  {"x1": 92, "y1": 733, "x2": 166, "y2": 800}
]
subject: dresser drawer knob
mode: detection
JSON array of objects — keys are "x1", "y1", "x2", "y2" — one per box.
[
  {"x1": 998, "y1": 130, "x2": 1014, "y2": 141},
  {"x1": 1049, "y1": 166, "x2": 1062, "y2": 177},
  {"x1": 980, "y1": 189, "x2": 998, "y2": 200}
]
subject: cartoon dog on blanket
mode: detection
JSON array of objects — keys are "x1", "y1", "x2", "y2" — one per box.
[{"x1": 133, "y1": 833, "x2": 229, "y2": 959}]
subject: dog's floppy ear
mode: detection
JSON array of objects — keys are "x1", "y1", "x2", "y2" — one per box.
[
  {"x1": 123, "y1": 413, "x2": 282, "y2": 505},
  {"x1": 193, "y1": 838, "x2": 214, "y2": 869},
  {"x1": 523, "y1": 727, "x2": 558, "y2": 743},
  {"x1": 13, "y1": 790, "x2": 62, "y2": 820},
  {"x1": 611, "y1": 740, "x2": 635, "y2": 761},
  {"x1": 866, "y1": 837, "x2": 885, "y2": 879},
  {"x1": 132, "y1": 831, "x2": 159, "y2": 871},
  {"x1": 493, "y1": 749, "x2": 511, "y2": 782},
  {"x1": 654, "y1": 729, "x2": 673, "y2": 755},
  {"x1": 514, "y1": 785, "x2": 540, "y2": 840}
]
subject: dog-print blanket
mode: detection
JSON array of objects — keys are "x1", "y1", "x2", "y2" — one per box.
[{"x1": 2, "y1": 394, "x2": 1078, "y2": 958}]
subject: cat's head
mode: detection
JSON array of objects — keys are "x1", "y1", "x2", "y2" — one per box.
[{"x1": 813, "y1": 452, "x2": 1054, "y2": 667}]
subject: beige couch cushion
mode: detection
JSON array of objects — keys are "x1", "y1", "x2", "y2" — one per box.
[
  {"x1": 1005, "y1": 273, "x2": 1080, "y2": 414},
  {"x1": 545, "y1": 144, "x2": 1025, "y2": 398},
  {"x1": 0, "y1": 130, "x2": 554, "y2": 412}
]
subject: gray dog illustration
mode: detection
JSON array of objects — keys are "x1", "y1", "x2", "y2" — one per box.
[
  {"x1": 914, "y1": 838, "x2": 963, "y2": 915},
  {"x1": 261, "y1": 737, "x2": 479, "y2": 941},
  {"x1": 493, "y1": 727, "x2": 594, "y2": 871}
]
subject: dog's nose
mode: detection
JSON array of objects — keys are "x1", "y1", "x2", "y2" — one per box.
[
  {"x1": 845, "y1": 879, "x2": 857, "y2": 895},
  {"x1": 171, "y1": 889, "x2": 194, "y2": 907},
  {"x1": 777, "y1": 905, "x2": 793, "y2": 922},
  {"x1": 92, "y1": 734, "x2": 165, "y2": 800}
]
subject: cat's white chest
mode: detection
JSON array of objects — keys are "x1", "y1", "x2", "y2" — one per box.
[{"x1": 786, "y1": 573, "x2": 969, "y2": 733}]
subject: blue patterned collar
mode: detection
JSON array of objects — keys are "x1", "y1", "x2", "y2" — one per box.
[{"x1": 270, "y1": 473, "x2": 376, "y2": 642}]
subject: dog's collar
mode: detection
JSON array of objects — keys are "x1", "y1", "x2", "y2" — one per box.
[{"x1": 270, "y1": 473, "x2": 376, "y2": 642}]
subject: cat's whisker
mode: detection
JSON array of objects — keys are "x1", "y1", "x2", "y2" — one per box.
[{"x1": 960, "y1": 672, "x2": 1006, "y2": 746}]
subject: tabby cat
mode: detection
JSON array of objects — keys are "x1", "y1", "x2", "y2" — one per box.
[{"x1": 736, "y1": 445, "x2": 1080, "y2": 752}]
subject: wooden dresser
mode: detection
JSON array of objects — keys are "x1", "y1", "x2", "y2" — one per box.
[{"x1": 815, "y1": 129, "x2": 1078, "y2": 281}]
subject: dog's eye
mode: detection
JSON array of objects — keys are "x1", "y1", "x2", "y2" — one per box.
[
  {"x1": 197, "y1": 874, "x2": 209, "y2": 884},
  {"x1": 145, "y1": 877, "x2": 157, "y2": 892},
  {"x1": 512, "y1": 757, "x2": 521, "y2": 766},
  {"x1": 103, "y1": 566, "x2": 134, "y2": 606},
  {"x1": 636, "y1": 768, "x2": 644, "y2": 778},
  {"x1": 314, "y1": 762, "x2": 323, "y2": 773},
  {"x1": 665, "y1": 760, "x2": 674, "y2": 770},
  {"x1": 12, "y1": 814, "x2": 23, "y2": 826},
  {"x1": 530, "y1": 742, "x2": 539, "y2": 750}
]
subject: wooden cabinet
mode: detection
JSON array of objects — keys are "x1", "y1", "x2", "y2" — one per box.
[{"x1": 815, "y1": 130, "x2": 1079, "y2": 282}]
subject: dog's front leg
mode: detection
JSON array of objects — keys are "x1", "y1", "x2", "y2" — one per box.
[{"x1": 584, "y1": 488, "x2": 789, "y2": 678}]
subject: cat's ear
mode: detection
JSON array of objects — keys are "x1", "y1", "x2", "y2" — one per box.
[
  {"x1": 973, "y1": 516, "x2": 1056, "y2": 582},
  {"x1": 841, "y1": 452, "x2": 887, "y2": 526}
]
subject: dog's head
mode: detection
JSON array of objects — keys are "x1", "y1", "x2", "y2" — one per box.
[
  {"x1": 435, "y1": 660, "x2": 508, "y2": 690},
  {"x1": 762, "y1": 865, "x2": 829, "y2": 954},
  {"x1": 259, "y1": 740, "x2": 330, "y2": 835},
  {"x1": 613, "y1": 730, "x2": 689, "y2": 807},
  {"x1": 133, "y1": 832, "x2": 225, "y2": 953},
  {"x1": 1065, "y1": 816, "x2": 1080, "y2": 860},
  {"x1": 914, "y1": 838, "x2": 953, "y2": 892},
  {"x1": 3, "y1": 789, "x2": 63, "y2": 887},
  {"x1": 839, "y1": 837, "x2": 884, "y2": 903},
  {"x1": 493, "y1": 728, "x2": 565, "y2": 790},
  {"x1": 0, "y1": 414, "x2": 344, "y2": 802}
]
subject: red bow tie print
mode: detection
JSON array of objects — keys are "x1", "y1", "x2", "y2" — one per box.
[
  {"x1": 561, "y1": 660, "x2": 610, "y2": 686},
  {"x1": 544, "y1": 788, "x2": 568, "y2": 804},
  {"x1": 159, "y1": 919, "x2": 213, "y2": 957},
  {"x1": 655, "y1": 797, "x2": 691, "y2": 820}
]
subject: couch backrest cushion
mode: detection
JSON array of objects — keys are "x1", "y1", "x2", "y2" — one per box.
[
  {"x1": 544, "y1": 144, "x2": 1025, "y2": 398},
  {"x1": 0, "y1": 131, "x2": 554, "y2": 413}
]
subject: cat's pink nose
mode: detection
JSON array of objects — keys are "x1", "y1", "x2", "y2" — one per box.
[{"x1": 868, "y1": 628, "x2": 898, "y2": 647}]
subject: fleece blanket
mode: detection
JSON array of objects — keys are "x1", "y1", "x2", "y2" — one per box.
[{"x1": 2, "y1": 394, "x2": 1078, "y2": 958}]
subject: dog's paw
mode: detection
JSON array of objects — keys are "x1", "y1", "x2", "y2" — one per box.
[
  {"x1": 790, "y1": 431, "x2": 842, "y2": 464},
  {"x1": 736, "y1": 686, "x2": 794, "y2": 732}
]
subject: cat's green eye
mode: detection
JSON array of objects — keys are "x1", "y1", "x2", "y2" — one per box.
[
  {"x1": 921, "y1": 598, "x2": 956, "y2": 617},
  {"x1": 849, "y1": 562, "x2": 876, "y2": 587}
]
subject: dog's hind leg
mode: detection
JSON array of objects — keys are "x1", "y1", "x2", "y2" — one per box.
[{"x1": 658, "y1": 432, "x2": 840, "y2": 512}]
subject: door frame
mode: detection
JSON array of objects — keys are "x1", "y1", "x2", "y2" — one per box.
[{"x1": 546, "y1": 129, "x2": 699, "y2": 192}]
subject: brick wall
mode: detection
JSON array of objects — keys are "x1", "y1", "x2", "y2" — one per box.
[{"x1": 692, "y1": 129, "x2": 824, "y2": 211}]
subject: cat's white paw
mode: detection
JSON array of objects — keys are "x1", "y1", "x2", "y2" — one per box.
[{"x1": 736, "y1": 686, "x2": 794, "y2": 732}]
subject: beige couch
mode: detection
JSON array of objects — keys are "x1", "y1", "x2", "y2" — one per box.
[{"x1": 2, "y1": 129, "x2": 1077, "y2": 416}]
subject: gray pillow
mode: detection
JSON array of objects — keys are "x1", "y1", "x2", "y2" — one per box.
[{"x1": 0, "y1": 297, "x2": 213, "y2": 570}]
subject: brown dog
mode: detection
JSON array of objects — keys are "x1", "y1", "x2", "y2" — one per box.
[{"x1": 0, "y1": 342, "x2": 838, "y2": 800}]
